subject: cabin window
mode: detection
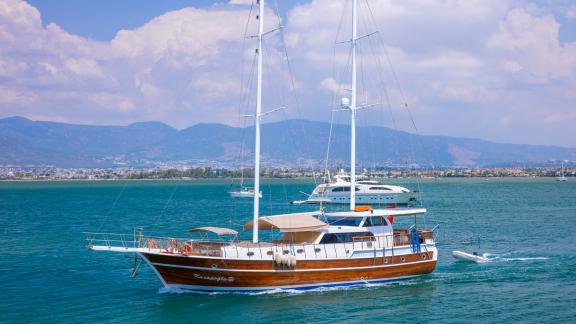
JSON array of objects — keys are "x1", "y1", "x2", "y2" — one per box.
[
  {"x1": 319, "y1": 233, "x2": 338, "y2": 244},
  {"x1": 331, "y1": 187, "x2": 360, "y2": 192},
  {"x1": 364, "y1": 216, "x2": 386, "y2": 227},
  {"x1": 369, "y1": 186, "x2": 391, "y2": 190},
  {"x1": 319, "y1": 232, "x2": 374, "y2": 244},
  {"x1": 325, "y1": 217, "x2": 362, "y2": 227}
]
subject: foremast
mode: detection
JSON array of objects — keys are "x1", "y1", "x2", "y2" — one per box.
[
  {"x1": 252, "y1": 0, "x2": 265, "y2": 243},
  {"x1": 349, "y1": 0, "x2": 358, "y2": 210}
]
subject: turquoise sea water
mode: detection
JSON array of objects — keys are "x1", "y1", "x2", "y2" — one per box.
[{"x1": 1, "y1": 178, "x2": 575, "y2": 323}]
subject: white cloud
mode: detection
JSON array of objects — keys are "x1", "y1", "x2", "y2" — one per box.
[
  {"x1": 0, "y1": 0, "x2": 285, "y2": 126},
  {"x1": 0, "y1": 0, "x2": 574, "y2": 146},
  {"x1": 228, "y1": 0, "x2": 253, "y2": 5},
  {"x1": 320, "y1": 77, "x2": 347, "y2": 95},
  {"x1": 488, "y1": 7, "x2": 576, "y2": 80},
  {"x1": 501, "y1": 60, "x2": 523, "y2": 73}
]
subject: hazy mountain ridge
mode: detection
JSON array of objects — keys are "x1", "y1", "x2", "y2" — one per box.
[{"x1": 1, "y1": 116, "x2": 574, "y2": 168}]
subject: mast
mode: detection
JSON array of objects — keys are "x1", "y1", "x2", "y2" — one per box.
[
  {"x1": 350, "y1": 0, "x2": 358, "y2": 210},
  {"x1": 252, "y1": 0, "x2": 264, "y2": 243}
]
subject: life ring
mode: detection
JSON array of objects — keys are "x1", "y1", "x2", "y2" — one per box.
[
  {"x1": 146, "y1": 239, "x2": 158, "y2": 249},
  {"x1": 179, "y1": 243, "x2": 193, "y2": 256}
]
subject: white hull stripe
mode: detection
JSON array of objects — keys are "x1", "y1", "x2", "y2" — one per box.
[
  {"x1": 165, "y1": 275, "x2": 420, "y2": 292},
  {"x1": 150, "y1": 258, "x2": 436, "y2": 273},
  {"x1": 141, "y1": 244, "x2": 435, "y2": 261}
]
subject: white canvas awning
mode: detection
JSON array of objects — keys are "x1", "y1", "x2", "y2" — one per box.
[
  {"x1": 244, "y1": 211, "x2": 327, "y2": 233},
  {"x1": 188, "y1": 226, "x2": 238, "y2": 236}
]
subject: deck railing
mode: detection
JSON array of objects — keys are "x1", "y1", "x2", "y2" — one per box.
[{"x1": 84, "y1": 228, "x2": 435, "y2": 260}]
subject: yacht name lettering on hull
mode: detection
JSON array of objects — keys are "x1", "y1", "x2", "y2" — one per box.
[{"x1": 193, "y1": 273, "x2": 235, "y2": 282}]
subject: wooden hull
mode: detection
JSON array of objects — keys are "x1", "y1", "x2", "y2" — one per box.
[{"x1": 141, "y1": 251, "x2": 436, "y2": 292}]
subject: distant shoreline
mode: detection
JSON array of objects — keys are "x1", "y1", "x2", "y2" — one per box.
[{"x1": 0, "y1": 176, "x2": 570, "y2": 182}]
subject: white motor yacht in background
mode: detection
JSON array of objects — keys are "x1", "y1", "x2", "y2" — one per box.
[{"x1": 293, "y1": 170, "x2": 418, "y2": 205}]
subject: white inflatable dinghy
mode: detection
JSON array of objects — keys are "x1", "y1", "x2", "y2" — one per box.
[{"x1": 452, "y1": 250, "x2": 489, "y2": 263}]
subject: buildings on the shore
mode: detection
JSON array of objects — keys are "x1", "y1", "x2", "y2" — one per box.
[{"x1": 0, "y1": 165, "x2": 573, "y2": 181}]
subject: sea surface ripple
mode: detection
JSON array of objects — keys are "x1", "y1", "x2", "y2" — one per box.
[{"x1": 0, "y1": 178, "x2": 575, "y2": 323}]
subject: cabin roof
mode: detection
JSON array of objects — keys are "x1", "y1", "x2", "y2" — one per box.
[{"x1": 244, "y1": 211, "x2": 327, "y2": 233}]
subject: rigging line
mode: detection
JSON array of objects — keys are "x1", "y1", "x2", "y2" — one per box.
[
  {"x1": 325, "y1": 0, "x2": 350, "y2": 179},
  {"x1": 366, "y1": 1, "x2": 434, "y2": 173},
  {"x1": 324, "y1": 0, "x2": 352, "y2": 180},
  {"x1": 328, "y1": 48, "x2": 352, "y2": 178},
  {"x1": 358, "y1": 1, "x2": 380, "y2": 172},
  {"x1": 259, "y1": 26, "x2": 289, "y2": 216},
  {"x1": 356, "y1": 36, "x2": 375, "y2": 173},
  {"x1": 260, "y1": 39, "x2": 277, "y2": 216},
  {"x1": 272, "y1": 0, "x2": 319, "y2": 207},
  {"x1": 97, "y1": 183, "x2": 127, "y2": 232},
  {"x1": 361, "y1": 8, "x2": 400, "y2": 164},
  {"x1": 234, "y1": 0, "x2": 255, "y2": 189},
  {"x1": 364, "y1": 1, "x2": 427, "y2": 208},
  {"x1": 150, "y1": 185, "x2": 178, "y2": 229},
  {"x1": 233, "y1": 21, "x2": 259, "y2": 223},
  {"x1": 237, "y1": 51, "x2": 258, "y2": 192},
  {"x1": 364, "y1": 30, "x2": 390, "y2": 172}
]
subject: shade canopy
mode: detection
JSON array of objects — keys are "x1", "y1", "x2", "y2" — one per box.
[
  {"x1": 244, "y1": 211, "x2": 327, "y2": 233},
  {"x1": 188, "y1": 226, "x2": 238, "y2": 236},
  {"x1": 325, "y1": 207, "x2": 427, "y2": 218}
]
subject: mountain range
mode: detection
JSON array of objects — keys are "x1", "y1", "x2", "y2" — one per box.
[{"x1": 1, "y1": 116, "x2": 574, "y2": 168}]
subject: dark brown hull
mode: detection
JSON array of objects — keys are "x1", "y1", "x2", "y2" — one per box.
[{"x1": 142, "y1": 251, "x2": 436, "y2": 291}]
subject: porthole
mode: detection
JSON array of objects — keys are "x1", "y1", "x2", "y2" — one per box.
[
  {"x1": 247, "y1": 251, "x2": 255, "y2": 257},
  {"x1": 384, "y1": 257, "x2": 388, "y2": 263},
  {"x1": 297, "y1": 249, "x2": 304, "y2": 254},
  {"x1": 421, "y1": 253, "x2": 427, "y2": 259},
  {"x1": 211, "y1": 264, "x2": 218, "y2": 269},
  {"x1": 283, "y1": 250, "x2": 290, "y2": 255},
  {"x1": 314, "y1": 248, "x2": 321, "y2": 253},
  {"x1": 401, "y1": 257, "x2": 406, "y2": 262},
  {"x1": 266, "y1": 251, "x2": 274, "y2": 255}
]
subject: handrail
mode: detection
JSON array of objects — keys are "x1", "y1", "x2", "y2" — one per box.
[{"x1": 85, "y1": 227, "x2": 436, "y2": 260}]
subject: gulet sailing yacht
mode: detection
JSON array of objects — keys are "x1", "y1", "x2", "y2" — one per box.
[{"x1": 86, "y1": 0, "x2": 438, "y2": 292}]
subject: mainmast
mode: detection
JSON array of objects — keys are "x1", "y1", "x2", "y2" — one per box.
[
  {"x1": 252, "y1": 0, "x2": 264, "y2": 243},
  {"x1": 349, "y1": 0, "x2": 358, "y2": 210}
]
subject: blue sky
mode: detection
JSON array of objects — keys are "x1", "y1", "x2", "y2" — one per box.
[
  {"x1": 27, "y1": 0, "x2": 300, "y2": 40},
  {"x1": 1, "y1": 0, "x2": 575, "y2": 147}
]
